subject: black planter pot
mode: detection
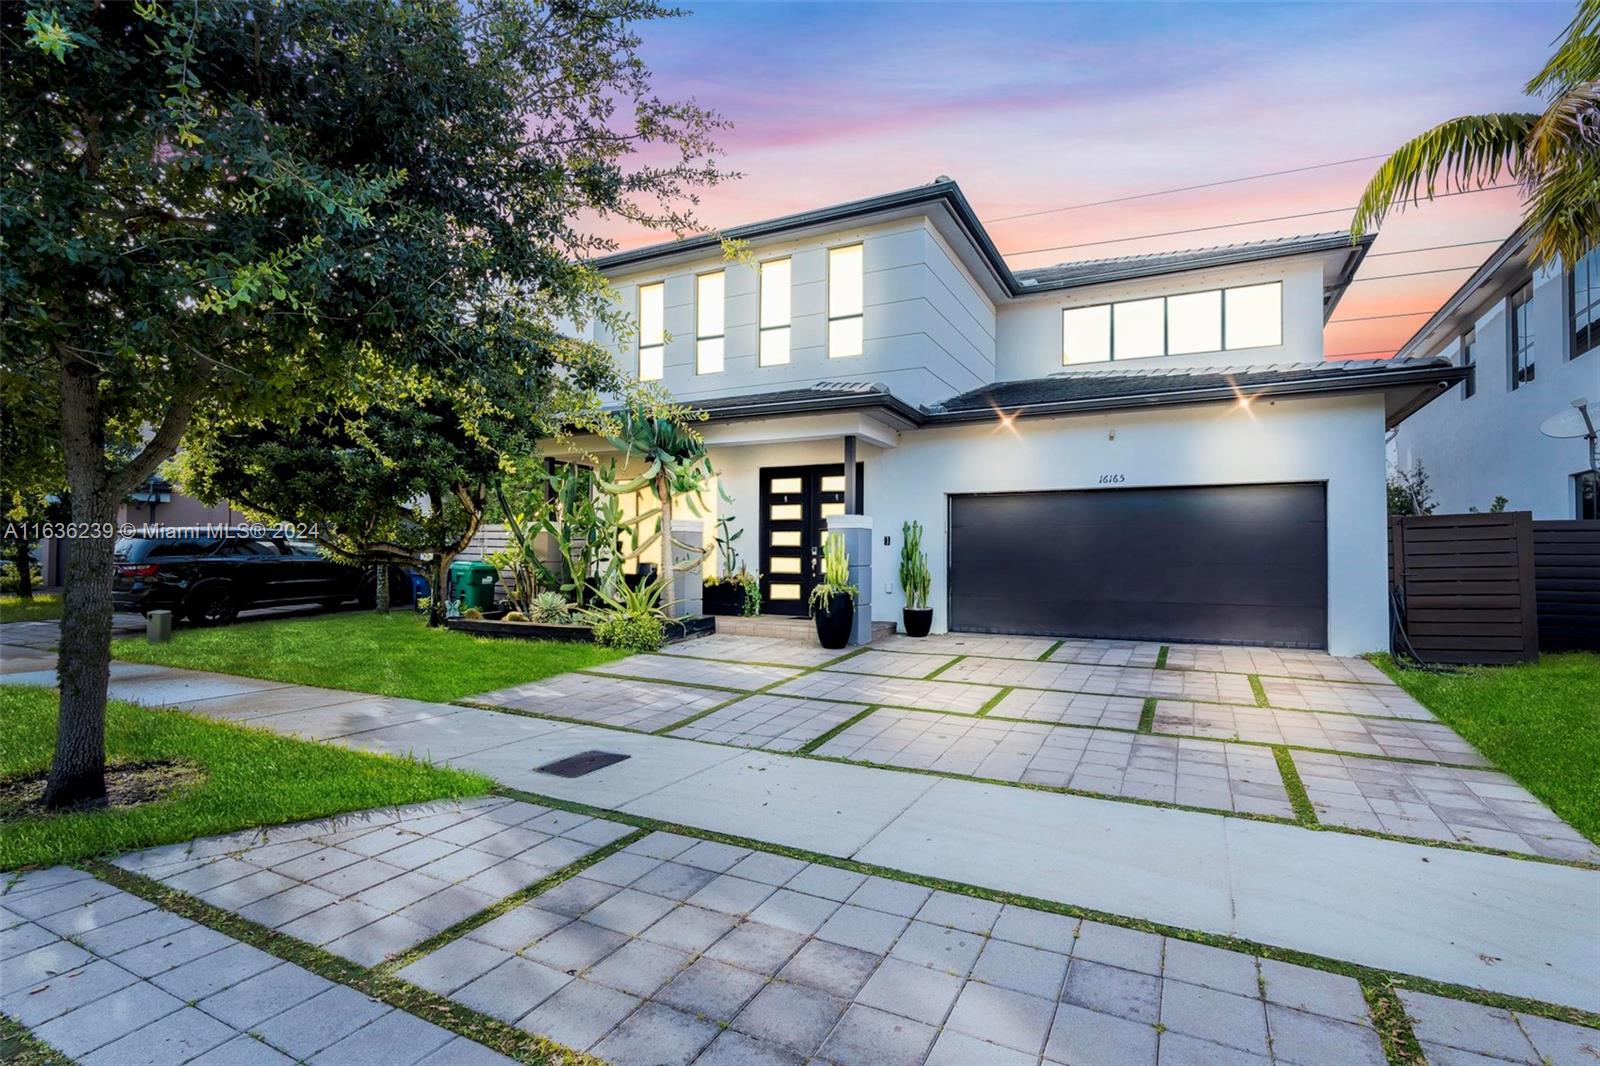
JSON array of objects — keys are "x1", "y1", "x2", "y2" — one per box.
[
  {"x1": 702, "y1": 583, "x2": 743, "y2": 616},
  {"x1": 813, "y1": 592, "x2": 855, "y2": 650},
  {"x1": 902, "y1": 607, "x2": 933, "y2": 638}
]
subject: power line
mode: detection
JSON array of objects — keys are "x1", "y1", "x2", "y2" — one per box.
[
  {"x1": 1002, "y1": 184, "x2": 1519, "y2": 259},
  {"x1": 1346, "y1": 265, "x2": 1481, "y2": 284},
  {"x1": 1365, "y1": 238, "x2": 1505, "y2": 258},
  {"x1": 982, "y1": 153, "x2": 1389, "y2": 223},
  {"x1": 1327, "y1": 310, "x2": 1436, "y2": 324}
]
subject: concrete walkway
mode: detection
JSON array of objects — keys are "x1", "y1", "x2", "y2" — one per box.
[{"x1": 4, "y1": 663, "x2": 1597, "y2": 1013}]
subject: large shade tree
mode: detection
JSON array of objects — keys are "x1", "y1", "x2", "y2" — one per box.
[
  {"x1": 1, "y1": 0, "x2": 727, "y2": 807},
  {"x1": 1352, "y1": 0, "x2": 1598, "y2": 266}
]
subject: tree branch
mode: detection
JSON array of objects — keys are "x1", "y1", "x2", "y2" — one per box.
[{"x1": 115, "y1": 366, "x2": 214, "y2": 494}]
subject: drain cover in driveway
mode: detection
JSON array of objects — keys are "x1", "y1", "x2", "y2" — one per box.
[{"x1": 537, "y1": 751, "x2": 630, "y2": 778}]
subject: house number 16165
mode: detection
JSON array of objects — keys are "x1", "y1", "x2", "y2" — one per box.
[{"x1": 1097, "y1": 474, "x2": 1126, "y2": 484}]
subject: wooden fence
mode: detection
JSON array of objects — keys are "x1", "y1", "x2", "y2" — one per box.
[
  {"x1": 1532, "y1": 520, "x2": 1600, "y2": 652},
  {"x1": 1388, "y1": 512, "x2": 1539, "y2": 665}
]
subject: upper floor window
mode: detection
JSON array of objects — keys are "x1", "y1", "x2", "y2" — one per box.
[
  {"x1": 760, "y1": 258, "x2": 791, "y2": 366},
  {"x1": 1062, "y1": 282, "x2": 1281, "y2": 365},
  {"x1": 828, "y1": 244, "x2": 864, "y2": 358},
  {"x1": 1573, "y1": 246, "x2": 1598, "y2": 359},
  {"x1": 696, "y1": 271, "x2": 725, "y2": 375},
  {"x1": 1460, "y1": 329, "x2": 1476, "y2": 399},
  {"x1": 638, "y1": 282, "x2": 664, "y2": 381},
  {"x1": 1577, "y1": 471, "x2": 1599, "y2": 520},
  {"x1": 1509, "y1": 282, "x2": 1534, "y2": 389}
]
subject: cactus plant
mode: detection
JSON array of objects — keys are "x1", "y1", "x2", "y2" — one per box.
[{"x1": 900, "y1": 520, "x2": 930, "y2": 610}]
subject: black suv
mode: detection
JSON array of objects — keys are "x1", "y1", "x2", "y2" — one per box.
[{"x1": 112, "y1": 533, "x2": 394, "y2": 624}]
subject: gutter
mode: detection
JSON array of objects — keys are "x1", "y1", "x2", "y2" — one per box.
[
  {"x1": 923, "y1": 364, "x2": 1468, "y2": 430},
  {"x1": 699, "y1": 391, "x2": 927, "y2": 426}
]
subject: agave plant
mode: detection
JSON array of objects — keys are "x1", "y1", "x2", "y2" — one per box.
[
  {"x1": 597, "y1": 405, "x2": 727, "y2": 582},
  {"x1": 1351, "y1": 0, "x2": 1598, "y2": 267},
  {"x1": 530, "y1": 591, "x2": 572, "y2": 623}
]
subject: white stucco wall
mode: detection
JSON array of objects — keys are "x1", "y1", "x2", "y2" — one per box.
[
  {"x1": 994, "y1": 257, "x2": 1328, "y2": 383},
  {"x1": 1391, "y1": 260, "x2": 1597, "y2": 518},
  {"x1": 708, "y1": 393, "x2": 1391, "y2": 655}
]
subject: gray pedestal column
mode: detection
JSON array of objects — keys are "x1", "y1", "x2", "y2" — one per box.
[
  {"x1": 667, "y1": 519, "x2": 704, "y2": 618},
  {"x1": 825, "y1": 514, "x2": 873, "y2": 646}
]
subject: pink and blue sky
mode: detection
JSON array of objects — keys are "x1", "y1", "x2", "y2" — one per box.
[{"x1": 612, "y1": 0, "x2": 1570, "y2": 359}]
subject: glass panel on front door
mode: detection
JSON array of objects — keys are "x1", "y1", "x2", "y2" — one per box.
[{"x1": 758, "y1": 463, "x2": 863, "y2": 616}]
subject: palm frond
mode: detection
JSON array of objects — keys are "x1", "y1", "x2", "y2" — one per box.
[
  {"x1": 1527, "y1": 0, "x2": 1600, "y2": 98},
  {"x1": 1350, "y1": 114, "x2": 1537, "y2": 239},
  {"x1": 1526, "y1": 80, "x2": 1600, "y2": 172},
  {"x1": 1523, "y1": 143, "x2": 1600, "y2": 266}
]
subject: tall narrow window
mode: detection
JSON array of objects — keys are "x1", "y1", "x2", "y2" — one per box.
[
  {"x1": 1460, "y1": 329, "x2": 1476, "y2": 399},
  {"x1": 1573, "y1": 246, "x2": 1598, "y2": 359},
  {"x1": 760, "y1": 258, "x2": 791, "y2": 366},
  {"x1": 637, "y1": 282, "x2": 664, "y2": 381},
  {"x1": 1577, "y1": 471, "x2": 1600, "y2": 520},
  {"x1": 696, "y1": 271, "x2": 724, "y2": 374},
  {"x1": 828, "y1": 244, "x2": 864, "y2": 357},
  {"x1": 1509, "y1": 283, "x2": 1534, "y2": 389}
]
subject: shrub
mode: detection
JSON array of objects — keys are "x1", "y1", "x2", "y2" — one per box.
[
  {"x1": 503, "y1": 610, "x2": 528, "y2": 622},
  {"x1": 462, "y1": 607, "x2": 484, "y2": 620},
  {"x1": 593, "y1": 613, "x2": 664, "y2": 652}
]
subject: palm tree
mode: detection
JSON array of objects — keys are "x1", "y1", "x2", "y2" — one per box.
[{"x1": 1351, "y1": 0, "x2": 1598, "y2": 268}]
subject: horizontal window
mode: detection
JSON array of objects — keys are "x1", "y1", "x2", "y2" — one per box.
[{"x1": 1063, "y1": 282, "x2": 1282, "y2": 365}]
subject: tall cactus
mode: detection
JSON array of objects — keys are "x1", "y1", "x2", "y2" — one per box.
[{"x1": 900, "y1": 520, "x2": 930, "y2": 610}]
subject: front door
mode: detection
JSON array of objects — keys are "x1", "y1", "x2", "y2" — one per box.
[{"x1": 759, "y1": 464, "x2": 863, "y2": 616}]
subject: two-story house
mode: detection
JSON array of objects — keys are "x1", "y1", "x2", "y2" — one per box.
[
  {"x1": 1390, "y1": 228, "x2": 1599, "y2": 519},
  {"x1": 561, "y1": 179, "x2": 1464, "y2": 655}
]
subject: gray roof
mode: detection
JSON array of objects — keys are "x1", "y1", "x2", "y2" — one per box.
[
  {"x1": 591, "y1": 178, "x2": 1369, "y2": 311},
  {"x1": 1015, "y1": 233, "x2": 1371, "y2": 306},
  {"x1": 1396, "y1": 227, "x2": 1532, "y2": 359},
  {"x1": 690, "y1": 358, "x2": 1464, "y2": 431}
]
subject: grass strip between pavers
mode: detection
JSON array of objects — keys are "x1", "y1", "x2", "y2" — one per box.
[
  {"x1": 451, "y1": 688, "x2": 1595, "y2": 871},
  {"x1": 376, "y1": 828, "x2": 652, "y2": 975},
  {"x1": 1137, "y1": 697, "x2": 1157, "y2": 733},
  {"x1": 1155, "y1": 645, "x2": 1170, "y2": 669},
  {"x1": 1037, "y1": 639, "x2": 1065, "y2": 662},
  {"x1": 795, "y1": 705, "x2": 879, "y2": 754},
  {"x1": 0, "y1": 1013, "x2": 72, "y2": 1066},
  {"x1": 1364, "y1": 980, "x2": 1428, "y2": 1066},
  {"x1": 1249, "y1": 673, "x2": 1270, "y2": 707},
  {"x1": 87, "y1": 860, "x2": 605, "y2": 1066},
  {"x1": 1273, "y1": 745, "x2": 1320, "y2": 826},
  {"x1": 973, "y1": 685, "x2": 1011, "y2": 717},
  {"x1": 487, "y1": 783, "x2": 1600, "y2": 1032},
  {"x1": 922, "y1": 653, "x2": 964, "y2": 680}
]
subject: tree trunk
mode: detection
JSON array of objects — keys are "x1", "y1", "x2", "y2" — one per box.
[
  {"x1": 13, "y1": 538, "x2": 33, "y2": 600},
  {"x1": 44, "y1": 362, "x2": 117, "y2": 809},
  {"x1": 375, "y1": 564, "x2": 390, "y2": 613},
  {"x1": 429, "y1": 552, "x2": 457, "y2": 627}
]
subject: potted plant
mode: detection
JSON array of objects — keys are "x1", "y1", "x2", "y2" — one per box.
[
  {"x1": 808, "y1": 531, "x2": 857, "y2": 649},
  {"x1": 899, "y1": 520, "x2": 933, "y2": 637}
]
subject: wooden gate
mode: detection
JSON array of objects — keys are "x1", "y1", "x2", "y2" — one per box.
[
  {"x1": 1388, "y1": 512, "x2": 1539, "y2": 665},
  {"x1": 1532, "y1": 520, "x2": 1600, "y2": 652}
]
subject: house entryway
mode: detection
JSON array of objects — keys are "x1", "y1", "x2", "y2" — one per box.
[{"x1": 758, "y1": 463, "x2": 864, "y2": 616}]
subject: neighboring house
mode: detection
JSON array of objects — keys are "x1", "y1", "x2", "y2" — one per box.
[
  {"x1": 1389, "y1": 229, "x2": 1599, "y2": 519},
  {"x1": 554, "y1": 178, "x2": 1462, "y2": 654}
]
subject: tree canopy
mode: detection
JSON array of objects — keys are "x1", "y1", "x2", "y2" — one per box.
[{"x1": 1, "y1": 0, "x2": 729, "y2": 805}]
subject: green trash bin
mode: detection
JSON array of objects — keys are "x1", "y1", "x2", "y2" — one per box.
[{"x1": 448, "y1": 559, "x2": 499, "y2": 612}]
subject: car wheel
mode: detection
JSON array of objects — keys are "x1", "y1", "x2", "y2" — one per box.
[{"x1": 186, "y1": 587, "x2": 238, "y2": 626}]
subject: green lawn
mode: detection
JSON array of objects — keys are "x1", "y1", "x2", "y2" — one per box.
[
  {"x1": 111, "y1": 610, "x2": 622, "y2": 703},
  {"x1": 0, "y1": 594, "x2": 61, "y2": 623},
  {"x1": 1374, "y1": 652, "x2": 1600, "y2": 844},
  {"x1": 0, "y1": 685, "x2": 492, "y2": 869}
]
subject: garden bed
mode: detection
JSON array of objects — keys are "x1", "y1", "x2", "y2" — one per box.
[{"x1": 446, "y1": 613, "x2": 716, "y2": 644}]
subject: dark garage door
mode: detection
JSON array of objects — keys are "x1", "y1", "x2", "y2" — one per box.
[{"x1": 948, "y1": 484, "x2": 1328, "y2": 647}]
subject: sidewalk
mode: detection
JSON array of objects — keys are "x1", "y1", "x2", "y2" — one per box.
[{"x1": 4, "y1": 662, "x2": 1596, "y2": 1012}]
